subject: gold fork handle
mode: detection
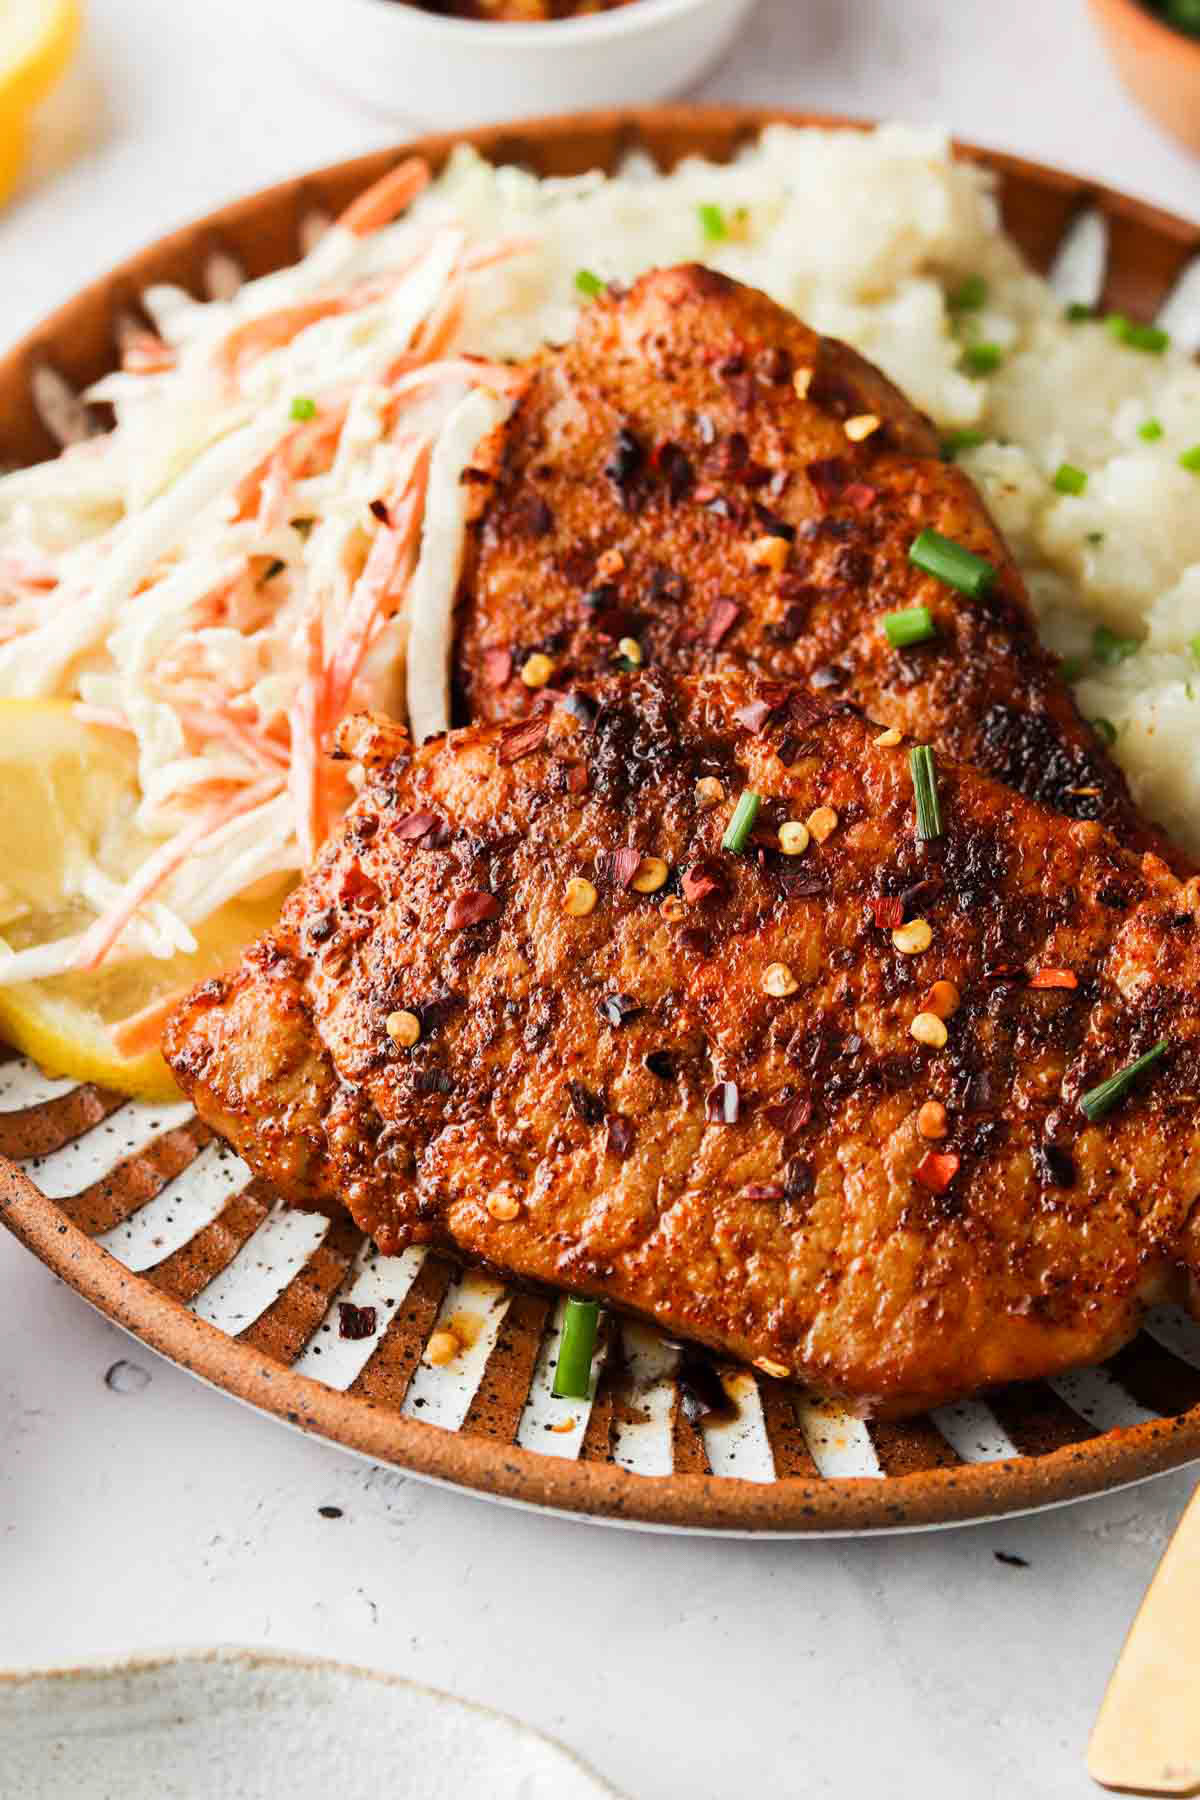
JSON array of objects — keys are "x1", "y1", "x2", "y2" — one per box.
[{"x1": 1089, "y1": 1483, "x2": 1200, "y2": 1795}]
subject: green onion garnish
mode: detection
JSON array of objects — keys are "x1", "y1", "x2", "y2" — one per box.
[
  {"x1": 1190, "y1": 634, "x2": 1200, "y2": 665},
  {"x1": 290, "y1": 395, "x2": 317, "y2": 421},
  {"x1": 961, "y1": 342, "x2": 1004, "y2": 376},
  {"x1": 575, "y1": 268, "x2": 605, "y2": 299},
  {"x1": 1092, "y1": 625, "x2": 1140, "y2": 666},
  {"x1": 949, "y1": 274, "x2": 988, "y2": 311},
  {"x1": 698, "y1": 203, "x2": 728, "y2": 242},
  {"x1": 1180, "y1": 445, "x2": 1200, "y2": 474},
  {"x1": 1058, "y1": 654, "x2": 1087, "y2": 683},
  {"x1": 908, "y1": 745, "x2": 943, "y2": 841},
  {"x1": 552, "y1": 1298, "x2": 601, "y2": 1400},
  {"x1": 909, "y1": 528, "x2": 996, "y2": 598},
  {"x1": 941, "y1": 428, "x2": 987, "y2": 458},
  {"x1": 1079, "y1": 1039, "x2": 1169, "y2": 1123},
  {"x1": 722, "y1": 790, "x2": 761, "y2": 854},
  {"x1": 1138, "y1": 418, "x2": 1164, "y2": 442},
  {"x1": 1090, "y1": 716, "x2": 1118, "y2": 746},
  {"x1": 883, "y1": 605, "x2": 936, "y2": 648},
  {"x1": 1053, "y1": 462, "x2": 1088, "y2": 496},
  {"x1": 1064, "y1": 301, "x2": 1095, "y2": 323},
  {"x1": 1106, "y1": 314, "x2": 1170, "y2": 354}
]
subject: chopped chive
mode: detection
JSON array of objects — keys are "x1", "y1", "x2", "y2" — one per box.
[
  {"x1": 1090, "y1": 716, "x2": 1118, "y2": 746},
  {"x1": 722, "y1": 790, "x2": 761, "y2": 854},
  {"x1": 698, "y1": 202, "x2": 728, "y2": 242},
  {"x1": 1189, "y1": 633, "x2": 1200, "y2": 664},
  {"x1": 908, "y1": 745, "x2": 943, "y2": 841},
  {"x1": 949, "y1": 274, "x2": 988, "y2": 311},
  {"x1": 1180, "y1": 444, "x2": 1200, "y2": 473},
  {"x1": 552, "y1": 1298, "x2": 600, "y2": 1399},
  {"x1": 574, "y1": 268, "x2": 605, "y2": 299},
  {"x1": 883, "y1": 605, "x2": 936, "y2": 648},
  {"x1": 1058, "y1": 653, "x2": 1087, "y2": 682},
  {"x1": 289, "y1": 395, "x2": 317, "y2": 421},
  {"x1": 1106, "y1": 314, "x2": 1170, "y2": 353},
  {"x1": 908, "y1": 528, "x2": 996, "y2": 598},
  {"x1": 1053, "y1": 462, "x2": 1088, "y2": 496},
  {"x1": 1064, "y1": 301, "x2": 1095, "y2": 323},
  {"x1": 941, "y1": 428, "x2": 987, "y2": 458},
  {"x1": 962, "y1": 342, "x2": 1004, "y2": 376},
  {"x1": 1079, "y1": 1039, "x2": 1169, "y2": 1123},
  {"x1": 1138, "y1": 418, "x2": 1164, "y2": 442},
  {"x1": 1092, "y1": 624, "x2": 1141, "y2": 666}
]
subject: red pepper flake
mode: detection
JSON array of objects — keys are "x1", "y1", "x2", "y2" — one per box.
[
  {"x1": 568, "y1": 1080, "x2": 606, "y2": 1126},
  {"x1": 338, "y1": 1302, "x2": 377, "y2": 1340},
  {"x1": 483, "y1": 647, "x2": 513, "y2": 688},
  {"x1": 606, "y1": 1114, "x2": 636, "y2": 1159},
  {"x1": 598, "y1": 992, "x2": 642, "y2": 1027},
  {"x1": 734, "y1": 698, "x2": 776, "y2": 733},
  {"x1": 393, "y1": 809, "x2": 440, "y2": 841},
  {"x1": 745, "y1": 1183, "x2": 785, "y2": 1202},
  {"x1": 843, "y1": 482, "x2": 878, "y2": 512},
  {"x1": 805, "y1": 457, "x2": 850, "y2": 505},
  {"x1": 914, "y1": 1150, "x2": 960, "y2": 1194},
  {"x1": 703, "y1": 597, "x2": 741, "y2": 647},
  {"x1": 595, "y1": 846, "x2": 641, "y2": 888},
  {"x1": 764, "y1": 1092, "x2": 813, "y2": 1135},
  {"x1": 446, "y1": 890, "x2": 501, "y2": 931},
  {"x1": 706, "y1": 1081, "x2": 740, "y2": 1124},
  {"x1": 1029, "y1": 969, "x2": 1079, "y2": 990},
  {"x1": 369, "y1": 497, "x2": 390, "y2": 524},
  {"x1": 565, "y1": 763, "x2": 589, "y2": 795},
  {"x1": 870, "y1": 896, "x2": 905, "y2": 930},
  {"x1": 682, "y1": 863, "x2": 722, "y2": 903},
  {"x1": 497, "y1": 715, "x2": 549, "y2": 765}
]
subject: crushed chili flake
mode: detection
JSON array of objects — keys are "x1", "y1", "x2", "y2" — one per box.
[
  {"x1": 870, "y1": 896, "x2": 905, "y2": 930},
  {"x1": 568, "y1": 1080, "x2": 606, "y2": 1126},
  {"x1": 784, "y1": 1156, "x2": 815, "y2": 1201},
  {"x1": 1029, "y1": 969, "x2": 1079, "y2": 990},
  {"x1": 752, "y1": 501, "x2": 796, "y2": 543},
  {"x1": 706, "y1": 1081, "x2": 740, "y2": 1124},
  {"x1": 368, "y1": 497, "x2": 390, "y2": 524},
  {"x1": 734, "y1": 697, "x2": 776, "y2": 733},
  {"x1": 682, "y1": 863, "x2": 723, "y2": 903},
  {"x1": 654, "y1": 441, "x2": 694, "y2": 502},
  {"x1": 843, "y1": 482, "x2": 878, "y2": 512},
  {"x1": 595, "y1": 846, "x2": 641, "y2": 888},
  {"x1": 446, "y1": 890, "x2": 501, "y2": 931},
  {"x1": 393, "y1": 809, "x2": 440, "y2": 841},
  {"x1": 606, "y1": 1115, "x2": 636, "y2": 1159},
  {"x1": 483, "y1": 647, "x2": 513, "y2": 688},
  {"x1": 764, "y1": 1092, "x2": 813, "y2": 1135},
  {"x1": 644, "y1": 1050, "x2": 675, "y2": 1080},
  {"x1": 598, "y1": 992, "x2": 642, "y2": 1027},
  {"x1": 565, "y1": 763, "x2": 589, "y2": 795},
  {"x1": 338, "y1": 1302, "x2": 377, "y2": 1341},
  {"x1": 779, "y1": 871, "x2": 827, "y2": 899},
  {"x1": 703, "y1": 596, "x2": 741, "y2": 647},
  {"x1": 648, "y1": 566, "x2": 687, "y2": 604},
  {"x1": 498, "y1": 715, "x2": 550, "y2": 764},
  {"x1": 805, "y1": 457, "x2": 850, "y2": 505},
  {"x1": 605, "y1": 425, "x2": 645, "y2": 498},
  {"x1": 914, "y1": 1150, "x2": 960, "y2": 1194},
  {"x1": 745, "y1": 1183, "x2": 785, "y2": 1202}
]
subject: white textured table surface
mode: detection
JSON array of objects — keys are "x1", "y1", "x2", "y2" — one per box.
[{"x1": 2, "y1": 4, "x2": 1198, "y2": 1796}]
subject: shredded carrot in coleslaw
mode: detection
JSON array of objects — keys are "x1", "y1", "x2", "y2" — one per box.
[{"x1": 0, "y1": 155, "x2": 534, "y2": 985}]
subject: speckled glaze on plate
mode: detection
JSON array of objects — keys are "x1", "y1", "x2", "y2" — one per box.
[
  {"x1": 2, "y1": 109, "x2": 1200, "y2": 1534},
  {"x1": 0, "y1": 1648, "x2": 625, "y2": 1798}
]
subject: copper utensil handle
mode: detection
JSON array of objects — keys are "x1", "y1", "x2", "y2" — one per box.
[{"x1": 1089, "y1": 1483, "x2": 1200, "y2": 1794}]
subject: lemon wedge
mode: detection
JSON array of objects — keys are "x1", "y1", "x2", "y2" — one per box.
[
  {"x1": 0, "y1": 0, "x2": 82, "y2": 208},
  {"x1": 0, "y1": 701, "x2": 283, "y2": 1100}
]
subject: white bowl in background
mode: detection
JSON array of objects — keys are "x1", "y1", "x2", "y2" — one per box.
[{"x1": 281, "y1": 0, "x2": 760, "y2": 129}]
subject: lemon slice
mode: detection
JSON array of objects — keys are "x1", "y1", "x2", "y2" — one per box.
[
  {"x1": 0, "y1": 0, "x2": 82, "y2": 208},
  {"x1": 0, "y1": 701, "x2": 284, "y2": 1100}
]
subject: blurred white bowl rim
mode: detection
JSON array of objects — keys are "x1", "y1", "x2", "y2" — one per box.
[{"x1": 280, "y1": 0, "x2": 760, "y2": 129}]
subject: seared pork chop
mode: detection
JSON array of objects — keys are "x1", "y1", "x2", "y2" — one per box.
[
  {"x1": 166, "y1": 671, "x2": 1200, "y2": 1416},
  {"x1": 455, "y1": 265, "x2": 1179, "y2": 864}
]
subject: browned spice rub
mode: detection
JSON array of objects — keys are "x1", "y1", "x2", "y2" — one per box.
[
  {"x1": 455, "y1": 265, "x2": 1180, "y2": 863},
  {"x1": 166, "y1": 671, "x2": 1200, "y2": 1417}
]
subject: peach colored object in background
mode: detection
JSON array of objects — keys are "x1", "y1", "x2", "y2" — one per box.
[{"x1": 1090, "y1": 0, "x2": 1200, "y2": 155}]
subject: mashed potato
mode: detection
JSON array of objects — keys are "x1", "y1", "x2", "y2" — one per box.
[{"x1": 421, "y1": 125, "x2": 1200, "y2": 853}]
